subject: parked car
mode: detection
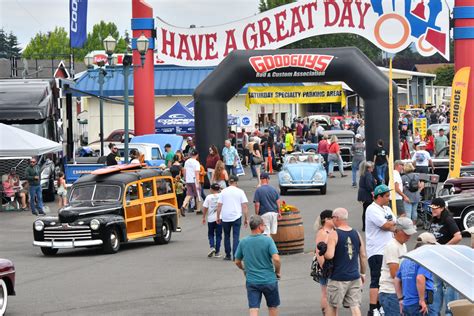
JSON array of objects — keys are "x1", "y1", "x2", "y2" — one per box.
[
  {"x1": 278, "y1": 152, "x2": 327, "y2": 195},
  {"x1": 88, "y1": 129, "x2": 135, "y2": 155},
  {"x1": 294, "y1": 142, "x2": 318, "y2": 153},
  {"x1": 428, "y1": 123, "x2": 450, "y2": 138},
  {"x1": 33, "y1": 167, "x2": 178, "y2": 256},
  {"x1": 305, "y1": 115, "x2": 331, "y2": 130},
  {"x1": 325, "y1": 130, "x2": 355, "y2": 168},
  {"x1": 0, "y1": 258, "x2": 15, "y2": 315},
  {"x1": 424, "y1": 146, "x2": 474, "y2": 183},
  {"x1": 115, "y1": 143, "x2": 164, "y2": 166},
  {"x1": 441, "y1": 192, "x2": 474, "y2": 231},
  {"x1": 440, "y1": 175, "x2": 474, "y2": 196}
]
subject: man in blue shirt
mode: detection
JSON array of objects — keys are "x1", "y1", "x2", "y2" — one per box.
[
  {"x1": 394, "y1": 232, "x2": 437, "y2": 316},
  {"x1": 253, "y1": 173, "x2": 281, "y2": 236},
  {"x1": 235, "y1": 215, "x2": 281, "y2": 316},
  {"x1": 222, "y1": 139, "x2": 239, "y2": 176}
]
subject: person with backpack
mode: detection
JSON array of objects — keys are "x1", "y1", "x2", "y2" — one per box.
[{"x1": 401, "y1": 163, "x2": 423, "y2": 225}]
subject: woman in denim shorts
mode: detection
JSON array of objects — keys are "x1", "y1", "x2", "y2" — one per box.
[{"x1": 314, "y1": 210, "x2": 335, "y2": 315}]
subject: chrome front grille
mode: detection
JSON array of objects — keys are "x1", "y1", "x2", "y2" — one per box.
[{"x1": 44, "y1": 226, "x2": 92, "y2": 241}]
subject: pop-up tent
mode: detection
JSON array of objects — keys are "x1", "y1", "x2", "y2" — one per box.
[
  {"x1": 0, "y1": 123, "x2": 62, "y2": 156},
  {"x1": 155, "y1": 101, "x2": 195, "y2": 134}
]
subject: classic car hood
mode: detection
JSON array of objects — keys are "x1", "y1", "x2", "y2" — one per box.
[
  {"x1": 59, "y1": 201, "x2": 122, "y2": 220},
  {"x1": 443, "y1": 192, "x2": 474, "y2": 204},
  {"x1": 285, "y1": 164, "x2": 322, "y2": 181}
]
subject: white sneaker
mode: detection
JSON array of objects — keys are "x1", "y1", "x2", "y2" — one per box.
[
  {"x1": 378, "y1": 307, "x2": 385, "y2": 316},
  {"x1": 372, "y1": 309, "x2": 382, "y2": 316},
  {"x1": 208, "y1": 247, "x2": 216, "y2": 257}
]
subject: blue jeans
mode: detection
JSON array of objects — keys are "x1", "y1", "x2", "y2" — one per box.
[
  {"x1": 225, "y1": 165, "x2": 236, "y2": 176},
  {"x1": 207, "y1": 221, "x2": 222, "y2": 254},
  {"x1": 379, "y1": 293, "x2": 399, "y2": 316},
  {"x1": 29, "y1": 185, "x2": 43, "y2": 213},
  {"x1": 246, "y1": 282, "x2": 280, "y2": 308},
  {"x1": 376, "y1": 163, "x2": 387, "y2": 184},
  {"x1": 250, "y1": 164, "x2": 257, "y2": 178},
  {"x1": 403, "y1": 303, "x2": 437, "y2": 316},
  {"x1": 328, "y1": 155, "x2": 344, "y2": 175},
  {"x1": 352, "y1": 159, "x2": 362, "y2": 185},
  {"x1": 404, "y1": 202, "x2": 419, "y2": 221},
  {"x1": 222, "y1": 217, "x2": 242, "y2": 259},
  {"x1": 431, "y1": 276, "x2": 460, "y2": 315}
]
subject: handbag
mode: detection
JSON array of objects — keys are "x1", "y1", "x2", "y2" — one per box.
[
  {"x1": 310, "y1": 257, "x2": 334, "y2": 283},
  {"x1": 252, "y1": 154, "x2": 263, "y2": 164}
]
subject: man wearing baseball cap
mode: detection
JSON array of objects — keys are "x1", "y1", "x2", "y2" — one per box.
[
  {"x1": 395, "y1": 232, "x2": 437, "y2": 316},
  {"x1": 365, "y1": 184, "x2": 396, "y2": 316},
  {"x1": 412, "y1": 141, "x2": 434, "y2": 174},
  {"x1": 379, "y1": 217, "x2": 417, "y2": 315},
  {"x1": 253, "y1": 173, "x2": 281, "y2": 236},
  {"x1": 428, "y1": 197, "x2": 462, "y2": 315}
]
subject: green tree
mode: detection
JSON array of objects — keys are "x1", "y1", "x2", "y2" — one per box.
[
  {"x1": 433, "y1": 65, "x2": 454, "y2": 86},
  {"x1": 74, "y1": 21, "x2": 128, "y2": 59},
  {"x1": 7, "y1": 32, "x2": 21, "y2": 57},
  {"x1": 22, "y1": 27, "x2": 70, "y2": 59},
  {"x1": 258, "y1": 0, "x2": 382, "y2": 64},
  {"x1": 0, "y1": 28, "x2": 8, "y2": 58}
]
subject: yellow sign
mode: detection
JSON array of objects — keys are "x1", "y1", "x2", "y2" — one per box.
[
  {"x1": 413, "y1": 118, "x2": 427, "y2": 139},
  {"x1": 245, "y1": 85, "x2": 346, "y2": 109},
  {"x1": 449, "y1": 67, "x2": 470, "y2": 179}
]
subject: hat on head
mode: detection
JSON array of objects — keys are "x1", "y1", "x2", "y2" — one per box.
[
  {"x1": 417, "y1": 232, "x2": 438, "y2": 245},
  {"x1": 430, "y1": 197, "x2": 446, "y2": 209},
  {"x1": 374, "y1": 184, "x2": 391, "y2": 197},
  {"x1": 187, "y1": 136, "x2": 193, "y2": 141},
  {"x1": 418, "y1": 141, "x2": 427, "y2": 147},
  {"x1": 320, "y1": 210, "x2": 333, "y2": 221},
  {"x1": 229, "y1": 175, "x2": 239, "y2": 183},
  {"x1": 260, "y1": 172, "x2": 270, "y2": 180},
  {"x1": 210, "y1": 183, "x2": 221, "y2": 191},
  {"x1": 396, "y1": 217, "x2": 417, "y2": 235}
]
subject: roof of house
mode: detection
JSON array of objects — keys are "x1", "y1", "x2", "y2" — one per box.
[{"x1": 413, "y1": 63, "x2": 453, "y2": 74}]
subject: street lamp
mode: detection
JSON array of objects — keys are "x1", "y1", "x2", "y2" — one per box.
[{"x1": 122, "y1": 33, "x2": 149, "y2": 163}]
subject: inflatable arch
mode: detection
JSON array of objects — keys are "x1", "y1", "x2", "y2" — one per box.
[{"x1": 194, "y1": 47, "x2": 399, "y2": 163}]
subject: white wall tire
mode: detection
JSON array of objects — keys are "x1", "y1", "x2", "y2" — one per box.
[
  {"x1": 0, "y1": 278, "x2": 8, "y2": 316},
  {"x1": 462, "y1": 207, "x2": 474, "y2": 231}
]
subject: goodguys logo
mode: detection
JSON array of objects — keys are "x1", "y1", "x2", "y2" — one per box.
[{"x1": 249, "y1": 54, "x2": 334, "y2": 73}]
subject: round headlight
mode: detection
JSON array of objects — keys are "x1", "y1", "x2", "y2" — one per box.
[
  {"x1": 282, "y1": 173, "x2": 292, "y2": 182},
  {"x1": 313, "y1": 172, "x2": 323, "y2": 181},
  {"x1": 90, "y1": 219, "x2": 100, "y2": 230},
  {"x1": 34, "y1": 220, "x2": 44, "y2": 231}
]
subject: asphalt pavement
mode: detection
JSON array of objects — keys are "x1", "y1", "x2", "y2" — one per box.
[{"x1": 0, "y1": 168, "x2": 470, "y2": 315}]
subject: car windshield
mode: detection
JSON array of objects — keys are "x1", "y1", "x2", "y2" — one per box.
[
  {"x1": 70, "y1": 184, "x2": 121, "y2": 202},
  {"x1": 285, "y1": 154, "x2": 319, "y2": 164}
]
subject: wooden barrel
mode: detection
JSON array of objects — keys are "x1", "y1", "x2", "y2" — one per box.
[{"x1": 272, "y1": 207, "x2": 304, "y2": 255}]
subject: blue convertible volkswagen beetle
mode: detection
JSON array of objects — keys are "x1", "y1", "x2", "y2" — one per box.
[{"x1": 278, "y1": 152, "x2": 327, "y2": 195}]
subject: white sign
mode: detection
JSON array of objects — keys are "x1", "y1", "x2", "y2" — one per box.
[
  {"x1": 239, "y1": 115, "x2": 252, "y2": 127},
  {"x1": 155, "y1": 0, "x2": 450, "y2": 66}
]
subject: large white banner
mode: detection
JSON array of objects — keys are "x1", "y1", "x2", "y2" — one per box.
[{"x1": 155, "y1": 0, "x2": 450, "y2": 67}]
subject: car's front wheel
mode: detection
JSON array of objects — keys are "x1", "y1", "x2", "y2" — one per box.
[
  {"x1": 154, "y1": 219, "x2": 172, "y2": 245},
  {"x1": 462, "y1": 207, "x2": 474, "y2": 231},
  {"x1": 320, "y1": 184, "x2": 327, "y2": 195},
  {"x1": 103, "y1": 227, "x2": 120, "y2": 254},
  {"x1": 41, "y1": 247, "x2": 58, "y2": 256},
  {"x1": 0, "y1": 279, "x2": 8, "y2": 315}
]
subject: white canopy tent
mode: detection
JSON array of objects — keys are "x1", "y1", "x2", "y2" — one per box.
[{"x1": 0, "y1": 123, "x2": 62, "y2": 157}]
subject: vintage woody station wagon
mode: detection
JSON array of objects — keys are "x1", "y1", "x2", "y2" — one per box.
[{"x1": 33, "y1": 167, "x2": 178, "y2": 256}]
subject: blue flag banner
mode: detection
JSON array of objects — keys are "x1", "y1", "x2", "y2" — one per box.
[{"x1": 70, "y1": 0, "x2": 88, "y2": 48}]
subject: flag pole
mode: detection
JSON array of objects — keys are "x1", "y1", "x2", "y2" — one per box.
[{"x1": 388, "y1": 57, "x2": 397, "y2": 216}]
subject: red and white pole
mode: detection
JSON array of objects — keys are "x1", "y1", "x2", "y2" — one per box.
[
  {"x1": 131, "y1": 0, "x2": 155, "y2": 136},
  {"x1": 454, "y1": 0, "x2": 474, "y2": 165}
]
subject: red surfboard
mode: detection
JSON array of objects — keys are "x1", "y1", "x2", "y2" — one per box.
[{"x1": 91, "y1": 163, "x2": 143, "y2": 175}]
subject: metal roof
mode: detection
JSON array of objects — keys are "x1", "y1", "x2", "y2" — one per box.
[{"x1": 73, "y1": 65, "x2": 302, "y2": 97}]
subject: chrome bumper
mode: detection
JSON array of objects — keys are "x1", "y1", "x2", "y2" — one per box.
[
  {"x1": 280, "y1": 182, "x2": 326, "y2": 187},
  {"x1": 33, "y1": 239, "x2": 103, "y2": 249}
]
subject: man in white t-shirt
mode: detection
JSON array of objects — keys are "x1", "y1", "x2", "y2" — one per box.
[
  {"x1": 365, "y1": 184, "x2": 396, "y2": 316},
  {"x1": 216, "y1": 175, "x2": 249, "y2": 261},
  {"x1": 392, "y1": 160, "x2": 410, "y2": 216},
  {"x1": 182, "y1": 149, "x2": 202, "y2": 214},
  {"x1": 411, "y1": 142, "x2": 434, "y2": 174},
  {"x1": 379, "y1": 217, "x2": 416, "y2": 316},
  {"x1": 202, "y1": 183, "x2": 222, "y2": 258}
]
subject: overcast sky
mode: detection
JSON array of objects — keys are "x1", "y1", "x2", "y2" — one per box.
[
  {"x1": 1, "y1": 0, "x2": 455, "y2": 48},
  {"x1": 0, "y1": 0, "x2": 260, "y2": 48}
]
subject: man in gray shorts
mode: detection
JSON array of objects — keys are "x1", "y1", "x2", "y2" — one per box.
[{"x1": 324, "y1": 208, "x2": 367, "y2": 316}]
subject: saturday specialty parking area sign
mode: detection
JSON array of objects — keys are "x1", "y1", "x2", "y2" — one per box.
[{"x1": 245, "y1": 85, "x2": 346, "y2": 109}]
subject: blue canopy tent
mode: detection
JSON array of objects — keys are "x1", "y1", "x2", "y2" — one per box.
[
  {"x1": 184, "y1": 100, "x2": 239, "y2": 126},
  {"x1": 155, "y1": 101, "x2": 195, "y2": 134}
]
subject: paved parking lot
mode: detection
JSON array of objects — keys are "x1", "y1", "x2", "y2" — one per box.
[{"x1": 0, "y1": 170, "x2": 470, "y2": 315}]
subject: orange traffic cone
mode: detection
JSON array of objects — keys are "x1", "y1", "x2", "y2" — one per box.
[{"x1": 268, "y1": 147, "x2": 273, "y2": 173}]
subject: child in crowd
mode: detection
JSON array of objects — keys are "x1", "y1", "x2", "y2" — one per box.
[
  {"x1": 57, "y1": 171, "x2": 67, "y2": 208},
  {"x1": 201, "y1": 183, "x2": 222, "y2": 258}
]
